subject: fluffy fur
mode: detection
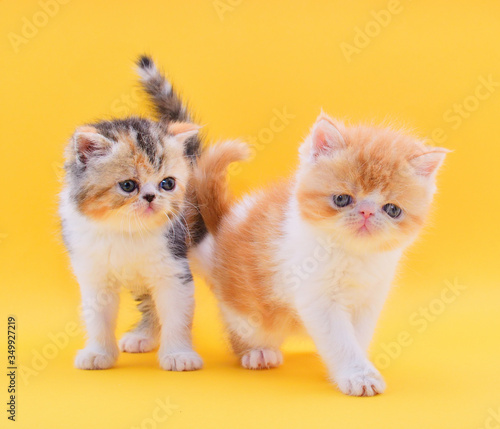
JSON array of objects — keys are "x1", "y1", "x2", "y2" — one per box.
[
  {"x1": 192, "y1": 112, "x2": 448, "y2": 395},
  {"x1": 60, "y1": 56, "x2": 206, "y2": 371}
]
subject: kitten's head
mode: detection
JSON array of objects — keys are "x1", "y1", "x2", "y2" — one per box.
[
  {"x1": 64, "y1": 117, "x2": 199, "y2": 232},
  {"x1": 296, "y1": 112, "x2": 449, "y2": 253}
]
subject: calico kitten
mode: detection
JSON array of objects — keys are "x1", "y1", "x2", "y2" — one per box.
[
  {"x1": 192, "y1": 113, "x2": 448, "y2": 395},
  {"x1": 60, "y1": 56, "x2": 206, "y2": 371}
]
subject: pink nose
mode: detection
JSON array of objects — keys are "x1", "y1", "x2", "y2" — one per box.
[
  {"x1": 358, "y1": 201, "x2": 376, "y2": 219},
  {"x1": 360, "y1": 209, "x2": 375, "y2": 219}
]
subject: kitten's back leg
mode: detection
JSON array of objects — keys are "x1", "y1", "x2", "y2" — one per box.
[
  {"x1": 119, "y1": 293, "x2": 160, "y2": 353},
  {"x1": 222, "y1": 305, "x2": 285, "y2": 369}
]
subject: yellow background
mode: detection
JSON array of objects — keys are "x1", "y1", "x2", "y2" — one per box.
[{"x1": 1, "y1": 1, "x2": 499, "y2": 428}]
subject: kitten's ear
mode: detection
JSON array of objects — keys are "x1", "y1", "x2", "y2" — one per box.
[
  {"x1": 72, "y1": 127, "x2": 113, "y2": 165},
  {"x1": 305, "y1": 113, "x2": 346, "y2": 161},
  {"x1": 409, "y1": 148, "x2": 451, "y2": 177},
  {"x1": 167, "y1": 122, "x2": 200, "y2": 145}
]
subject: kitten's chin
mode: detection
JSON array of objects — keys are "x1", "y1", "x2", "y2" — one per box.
[
  {"x1": 143, "y1": 206, "x2": 157, "y2": 216},
  {"x1": 345, "y1": 237, "x2": 402, "y2": 254},
  {"x1": 355, "y1": 224, "x2": 372, "y2": 236},
  {"x1": 318, "y1": 222, "x2": 409, "y2": 254},
  {"x1": 133, "y1": 209, "x2": 172, "y2": 229},
  {"x1": 85, "y1": 210, "x2": 172, "y2": 233},
  {"x1": 339, "y1": 221, "x2": 413, "y2": 253},
  {"x1": 349, "y1": 232, "x2": 412, "y2": 253}
]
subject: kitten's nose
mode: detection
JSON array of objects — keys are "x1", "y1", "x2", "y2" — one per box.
[
  {"x1": 359, "y1": 202, "x2": 376, "y2": 219},
  {"x1": 143, "y1": 194, "x2": 156, "y2": 203},
  {"x1": 360, "y1": 209, "x2": 374, "y2": 219}
]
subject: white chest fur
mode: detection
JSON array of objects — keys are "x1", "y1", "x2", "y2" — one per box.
[
  {"x1": 60, "y1": 196, "x2": 173, "y2": 292},
  {"x1": 275, "y1": 201, "x2": 403, "y2": 310}
]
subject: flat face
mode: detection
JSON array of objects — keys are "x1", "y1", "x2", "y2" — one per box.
[
  {"x1": 67, "y1": 119, "x2": 190, "y2": 231},
  {"x1": 296, "y1": 123, "x2": 437, "y2": 252}
]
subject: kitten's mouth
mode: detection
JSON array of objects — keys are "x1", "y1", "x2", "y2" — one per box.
[
  {"x1": 142, "y1": 205, "x2": 157, "y2": 216},
  {"x1": 358, "y1": 225, "x2": 370, "y2": 234},
  {"x1": 356, "y1": 221, "x2": 372, "y2": 235}
]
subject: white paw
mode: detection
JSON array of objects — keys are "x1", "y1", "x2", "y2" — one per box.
[
  {"x1": 74, "y1": 347, "x2": 118, "y2": 370},
  {"x1": 119, "y1": 332, "x2": 158, "y2": 353},
  {"x1": 159, "y1": 351, "x2": 203, "y2": 371},
  {"x1": 241, "y1": 349, "x2": 283, "y2": 369},
  {"x1": 335, "y1": 366, "x2": 386, "y2": 396}
]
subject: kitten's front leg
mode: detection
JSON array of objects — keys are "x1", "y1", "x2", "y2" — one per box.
[
  {"x1": 74, "y1": 275, "x2": 120, "y2": 370},
  {"x1": 297, "y1": 299, "x2": 385, "y2": 396},
  {"x1": 152, "y1": 266, "x2": 203, "y2": 371},
  {"x1": 353, "y1": 298, "x2": 387, "y2": 353},
  {"x1": 352, "y1": 308, "x2": 379, "y2": 354}
]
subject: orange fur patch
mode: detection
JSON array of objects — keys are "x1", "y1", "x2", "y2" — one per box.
[
  {"x1": 168, "y1": 121, "x2": 199, "y2": 136},
  {"x1": 194, "y1": 141, "x2": 250, "y2": 234},
  {"x1": 210, "y1": 181, "x2": 301, "y2": 351}
]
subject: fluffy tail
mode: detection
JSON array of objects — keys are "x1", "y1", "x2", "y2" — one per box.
[
  {"x1": 136, "y1": 55, "x2": 201, "y2": 161},
  {"x1": 136, "y1": 55, "x2": 189, "y2": 123},
  {"x1": 194, "y1": 141, "x2": 250, "y2": 235}
]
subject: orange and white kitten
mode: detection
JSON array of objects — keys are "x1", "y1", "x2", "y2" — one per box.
[{"x1": 192, "y1": 113, "x2": 448, "y2": 396}]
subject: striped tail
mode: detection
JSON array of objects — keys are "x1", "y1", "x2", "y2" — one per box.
[
  {"x1": 136, "y1": 55, "x2": 201, "y2": 161},
  {"x1": 136, "y1": 55, "x2": 189, "y2": 123}
]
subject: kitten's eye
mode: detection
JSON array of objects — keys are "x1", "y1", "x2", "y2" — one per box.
[
  {"x1": 333, "y1": 194, "x2": 353, "y2": 208},
  {"x1": 160, "y1": 177, "x2": 176, "y2": 191},
  {"x1": 383, "y1": 203, "x2": 402, "y2": 218},
  {"x1": 119, "y1": 180, "x2": 137, "y2": 193}
]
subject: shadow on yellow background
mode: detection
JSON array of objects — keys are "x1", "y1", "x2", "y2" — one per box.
[{"x1": 1, "y1": 1, "x2": 499, "y2": 428}]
